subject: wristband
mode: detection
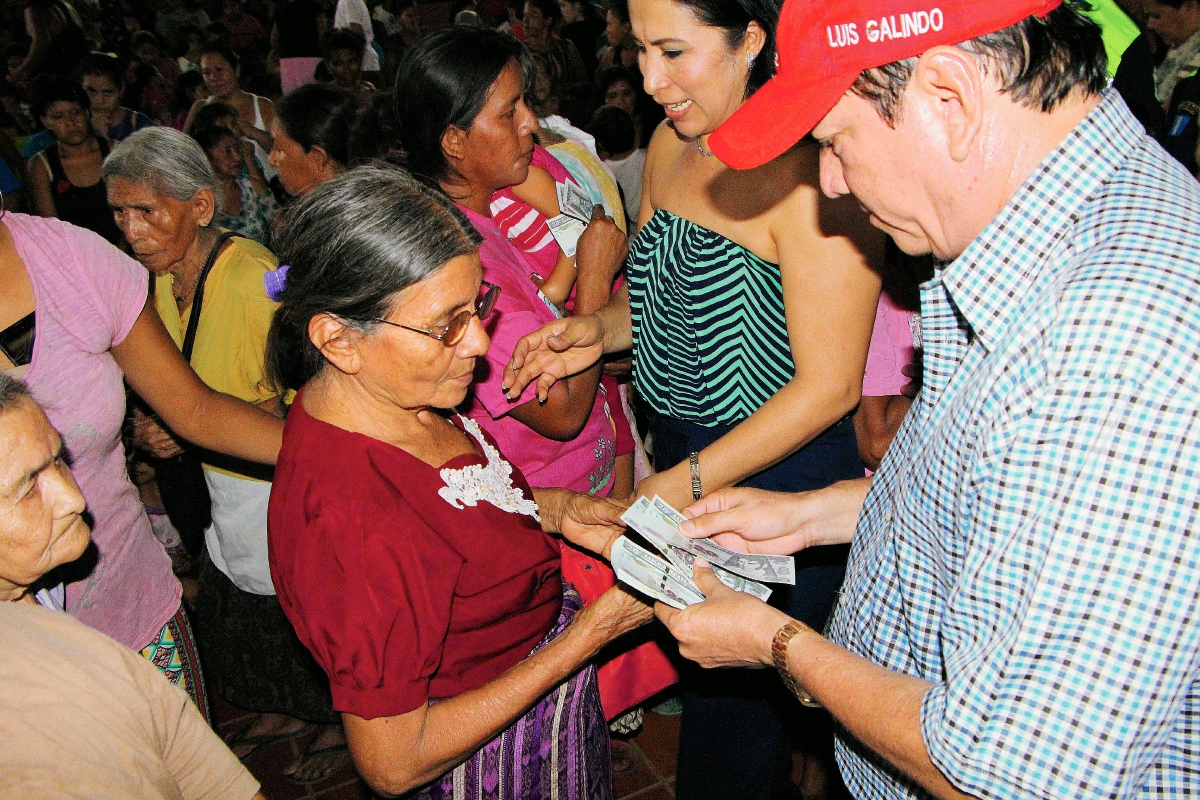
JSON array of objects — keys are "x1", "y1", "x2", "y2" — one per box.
[
  {"x1": 688, "y1": 451, "x2": 702, "y2": 501},
  {"x1": 771, "y1": 620, "x2": 820, "y2": 708}
]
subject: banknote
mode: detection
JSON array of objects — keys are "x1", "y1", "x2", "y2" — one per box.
[
  {"x1": 611, "y1": 536, "x2": 705, "y2": 610},
  {"x1": 689, "y1": 537, "x2": 796, "y2": 585},
  {"x1": 644, "y1": 494, "x2": 797, "y2": 585},
  {"x1": 620, "y1": 497, "x2": 691, "y2": 553},
  {"x1": 556, "y1": 180, "x2": 595, "y2": 223},
  {"x1": 664, "y1": 545, "x2": 772, "y2": 602},
  {"x1": 650, "y1": 495, "x2": 687, "y2": 526},
  {"x1": 633, "y1": 495, "x2": 795, "y2": 585},
  {"x1": 546, "y1": 214, "x2": 586, "y2": 257}
]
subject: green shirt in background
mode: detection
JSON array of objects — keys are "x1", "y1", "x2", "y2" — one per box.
[{"x1": 1081, "y1": 0, "x2": 1141, "y2": 77}]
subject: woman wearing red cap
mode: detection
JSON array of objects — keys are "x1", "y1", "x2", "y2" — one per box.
[{"x1": 506, "y1": 0, "x2": 884, "y2": 795}]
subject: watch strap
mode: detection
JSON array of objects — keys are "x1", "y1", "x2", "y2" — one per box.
[{"x1": 771, "y1": 620, "x2": 820, "y2": 708}]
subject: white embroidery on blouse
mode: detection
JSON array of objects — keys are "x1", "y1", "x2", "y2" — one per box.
[{"x1": 439, "y1": 417, "x2": 541, "y2": 522}]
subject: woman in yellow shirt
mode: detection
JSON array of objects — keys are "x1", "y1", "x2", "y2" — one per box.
[{"x1": 104, "y1": 127, "x2": 348, "y2": 785}]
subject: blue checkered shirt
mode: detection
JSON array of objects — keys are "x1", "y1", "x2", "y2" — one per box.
[{"x1": 829, "y1": 91, "x2": 1200, "y2": 799}]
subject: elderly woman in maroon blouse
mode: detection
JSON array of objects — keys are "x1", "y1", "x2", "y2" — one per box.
[{"x1": 265, "y1": 165, "x2": 652, "y2": 799}]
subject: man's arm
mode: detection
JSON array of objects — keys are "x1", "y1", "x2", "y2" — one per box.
[{"x1": 657, "y1": 567, "x2": 975, "y2": 800}]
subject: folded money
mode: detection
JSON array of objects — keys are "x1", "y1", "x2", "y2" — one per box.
[
  {"x1": 620, "y1": 497, "x2": 691, "y2": 552},
  {"x1": 556, "y1": 180, "x2": 595, "y2": 223},
  {"x1": 621, "y1": 495, "x2": 797, "y2": 586},
  {"x1": 611, "y1": 536, "x2": 705, "y2": 610}
]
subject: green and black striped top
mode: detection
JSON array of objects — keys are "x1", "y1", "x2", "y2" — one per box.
[{"x1": 629, "y1": 209, "x2": 794, "y2": 427}]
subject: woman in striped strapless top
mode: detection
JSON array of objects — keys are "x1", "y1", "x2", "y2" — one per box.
[{"x1": 503, "y1": 0, "x2": 884, "y2": 795}]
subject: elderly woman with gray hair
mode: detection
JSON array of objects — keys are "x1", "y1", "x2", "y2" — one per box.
[
  {"x1": 0, "y1": 148, "x2": 282, "y2": 724},
  {"x1": 104, "y1": 127, "x2": 346, "y2": 784}
]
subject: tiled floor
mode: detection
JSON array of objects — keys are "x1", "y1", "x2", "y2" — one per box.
[{"x1": 210, "y1": 693, "x2": 684, "y2": 799}]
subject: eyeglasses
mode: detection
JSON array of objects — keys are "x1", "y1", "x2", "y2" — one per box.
[{"x1": 372, "y1": 282, "x2": 500, "y2": 347}]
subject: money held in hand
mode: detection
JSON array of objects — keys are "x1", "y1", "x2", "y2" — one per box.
[
  {"x1": 619, "y1": 495, "x2": 796, "y2": 598},
  {"x1": 665, "y1": 545, "x2": 772, "y2": 602},
  {"x1": 689, "y1": 538, "x2": 796, "y2": 586},
  {"x1": 611, "y1": 536, "x2": 705, "y2": 610}
]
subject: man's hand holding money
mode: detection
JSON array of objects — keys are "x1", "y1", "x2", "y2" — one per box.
[{"x1": 655, "y1": 560, "x2": 793, "y2": 669}]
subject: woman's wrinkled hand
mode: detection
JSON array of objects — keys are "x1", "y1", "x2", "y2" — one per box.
[
  {"x1": 128, "y1": 408, "x2": 186, "y2": 459},
  {"x1": 502, "y1": 315, "x2": 606, "y2": 402},
  {"x1": 586, "y1": 583, "x2": 655, "y2": 645},
  {"x1": 557, "y1": 491, "x2": 627, "y2": 561}
]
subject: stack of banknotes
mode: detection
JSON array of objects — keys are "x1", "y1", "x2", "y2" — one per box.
[{"x1": 614, "y1": 496, "x2": 796, "y2": 610}]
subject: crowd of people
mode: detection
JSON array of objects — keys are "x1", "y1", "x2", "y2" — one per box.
[{"x1": 2, "y1": 0, "x2": 1200, "y2": 799}]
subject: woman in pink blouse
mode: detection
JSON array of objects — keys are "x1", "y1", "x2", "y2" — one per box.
[{"x1": 0, "y1": 210, "x2": 282, "y2": 716}]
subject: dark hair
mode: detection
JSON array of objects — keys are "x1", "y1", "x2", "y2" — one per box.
[
  {"x1": 563, "y1": 0, "x2": 602, "y2": 23},
  {"x1": 597, "y1": 64, "x2": 636, "y2": 98},
  {"x1": 327, "y1": 27, "x2": 367, "y2": 58},
  {"x1": 525, "y1": 0, "x2": 563, "y2": 26},
  {"x1": 276, "y1": 84, "x2": 360, "y2": 167},
  {"x1": 265, "y1": 165, "x2": 484, "y2": 391},
  {"x1": 200, "y1": 40, "x2": 239, "y2": 72},
  {"x1": 393, "y1": 27, "x2": 526, "y2": 186},
  {"x1": 670, "y1": 0, "x2": 782, "y2": 95},
  {"x1": 189, "y1": 100, "x2": 238, "y2": 132},
  {"x1": 78, "y1": 52, "x2": 125, "y2": 88},
  {"x1": 30, "y1": 74, "x2": 89, "y2": 121},
  {"x1": 1152, "y1": 0, "x2": 1191, "y2": 8},
  {"x1": 605, "y1": 0, "x2": 629, "y2": 24},
  {"x1": 191, "y1": 123, "x2": 237, "y2": 153},
  {"x1": 131, "y1": 30, "x2": 160, "y2": 53},
  {"x1": 590, "y1": 104, "x2": 635, "y2": 155},
  {"x1": 852, "y1": 2, "x2": 1108, "y2": 124},
  {"x1": 0, "y1": 372, "x2": 31, "y2": 414},
  {"x1": 349, "y1": 92, "x2": 403, "y2": 164},
  {"x1": 176, "y1": 23, "x2": 204, "y2": 55},
  {"x1": 172, "y1": 69, "x2": 206, "y2": 115}
]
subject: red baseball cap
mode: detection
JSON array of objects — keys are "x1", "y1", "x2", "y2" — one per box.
[{"x1": 710, "y1": 0, "x2": 1062, "y2": 169}]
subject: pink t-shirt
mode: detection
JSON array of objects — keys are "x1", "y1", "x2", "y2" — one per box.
[
  {"x1": 12, "y1": 214, "x2": 180, "y2": 651},
  {"x1": 458, "y1": 205, "x2": 618, "y2": 496},
  {"x1": 862, "y1": 290, "x2": 919, "y2": 398}
]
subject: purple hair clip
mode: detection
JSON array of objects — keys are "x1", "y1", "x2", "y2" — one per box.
[{"x1": 264, "y1": 264, "x2": 290, "y2": 301}]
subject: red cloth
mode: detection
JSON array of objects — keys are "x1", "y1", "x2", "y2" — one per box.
[{"x1": 268, "y1": 395, "x2": 563, "y2": 720}]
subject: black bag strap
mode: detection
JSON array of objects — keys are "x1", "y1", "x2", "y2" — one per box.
[{"x1": 181, "y1": 230, "x2": 238, "y2": 363}]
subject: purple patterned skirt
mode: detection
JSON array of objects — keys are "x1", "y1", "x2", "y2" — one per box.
[{"x1": 415, "y1": 585, "x2": 612, "y2": 800}]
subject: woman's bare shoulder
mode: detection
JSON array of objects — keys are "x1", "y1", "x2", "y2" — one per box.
[{"x1": 643, "y1": 120, "x2": 685, "y2": 185}]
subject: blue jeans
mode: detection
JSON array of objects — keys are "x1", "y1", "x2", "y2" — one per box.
[{"x1": 651, "y1": 413, "x2": 862, "y2": 800}]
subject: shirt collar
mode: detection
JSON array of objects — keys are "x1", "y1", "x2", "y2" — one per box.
[{"x1": 938, "y1": 91, "x2": 1142, "y2": 352}]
